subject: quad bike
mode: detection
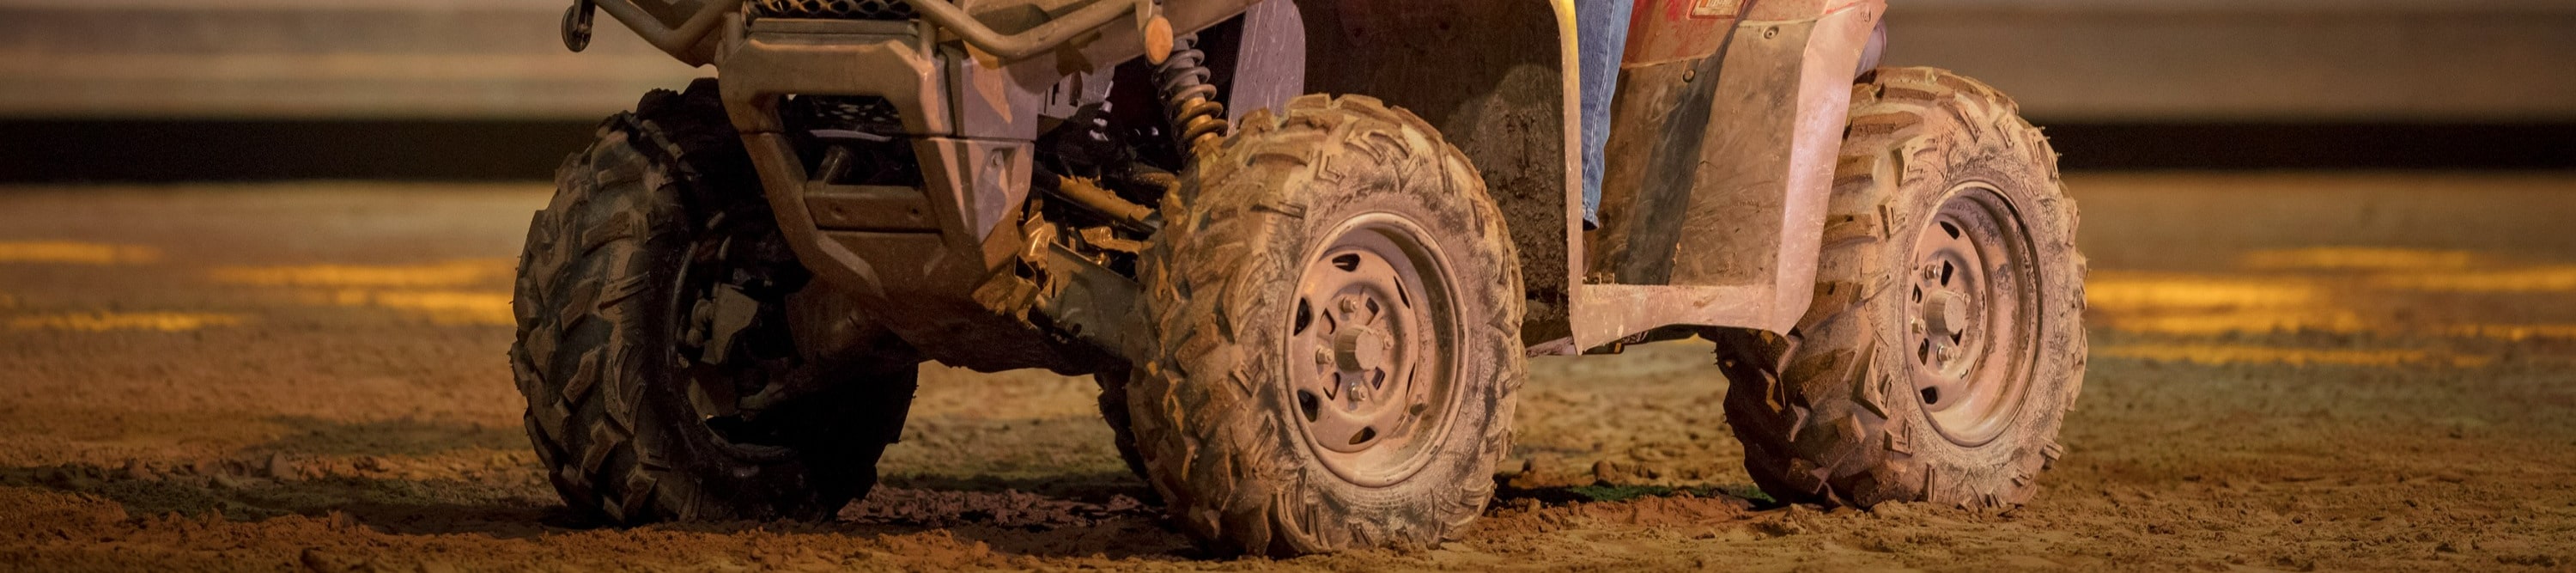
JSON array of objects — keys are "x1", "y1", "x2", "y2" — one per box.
[{"x1": 513, "y1": 0, "x2": 2084, "y2": 556}]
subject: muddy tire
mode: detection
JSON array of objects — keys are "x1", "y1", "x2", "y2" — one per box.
[
  {"x1": 1091, "y1": 369, "x2": 1150, "y2": 483},
  {"x1": 1127, "y1": 94, "x2": 1524, "y2": 556},
  {"x1": 1720, "y1": 68, "x2": 2086, "y2": 509},
  {"x1": 512, "y1": 79, "x2": 917, "y2": 524}
]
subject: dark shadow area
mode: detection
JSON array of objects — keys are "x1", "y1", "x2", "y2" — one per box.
[
  {"x1": 6, "y1": 446, "x2": 1803, "y2": 560},
  {"x1": 1493, "y1": 475, "x2": 1777, "y2": 509},
  {"x1": 2, "y1": 119, "x2": 2572, "y2": 183},
  {"x1": 877, "y1": 471, "x2": 1152, "y2": 503},
  {"x1": 0, "y1": 418, "x2": 558, "y2": 535},
  {"x1": 0, "y1": 463, "x2": 566, "y2": 537},
  {"x1": 2044, "y1": 122, "x2": 2576, "y2": 171},
  {"x1": 0, "y1": 412, "x2": 1814, "y2": 560},
  {"x1": 246, "y1": 416, "x2": 526, "y2": 458},
  {"x1": 0, "y1": 460, "x2": 1200, "y2": 558},
  {"x1": 0, "y1": 411, "x2": 1821, "y2": 560},
  {"x1": 0, "y1": 414, "x2": 1193, "y2": 558}
]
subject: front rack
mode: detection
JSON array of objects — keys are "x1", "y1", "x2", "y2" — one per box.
[{"x1": 583, "y1": 0, "x2": 1150, "y2": 64}]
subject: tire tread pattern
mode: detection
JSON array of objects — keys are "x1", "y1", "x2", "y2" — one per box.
[
  {"x1": 1127, "y1": 95, "x2": 1525, "y2": 556},
  {"x1": 511, "y1": 79, "x2": 914, "y2": 524},
  {"x1": 1721, "y1": 67, "x2": 2087, "y2": 509}
]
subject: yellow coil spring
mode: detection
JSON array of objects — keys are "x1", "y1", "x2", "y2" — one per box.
[{"x1": 1156, "y1": 34, "x2": 1228, "y2": 153}]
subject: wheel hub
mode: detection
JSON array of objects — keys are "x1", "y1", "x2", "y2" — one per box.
[
  {"x1": 1905, "y1": 185, "x2": 2041, "y2": 447},
  {"x1": 1334, "y1": 323, "x2": 1394, "y2": 374},
  {"x1": 1923, "y1": 290, "x2": 1969, "y2": 342},
  {"x1": 1285, "y1": 215, "x2": 1461, "y2": 486},
  {"x1": 669, "y1": 226, "x2": 806, "y2": 457}
]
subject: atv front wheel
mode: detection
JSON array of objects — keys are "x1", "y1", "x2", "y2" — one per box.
[
  {"x1": 1720, "y1": 67, "x2": 2086, "y2": 509},
  {"x1": 1127, "y1": 94, "x2": 1524, "y2": 556},
  {"x1": 511, "y1": 80, "x2": 918, "y2": 523},
  {"x1": 1091, "y1": 368, "x2": 1150, "y2": 483}
]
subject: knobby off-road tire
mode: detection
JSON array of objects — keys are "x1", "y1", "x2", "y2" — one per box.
[
  {"x1": 1091, "y1": 369, "x2": 1151, "y2": 483},
  {"x1": 1127, "y1": 94, "x2": 1525, "y2": 556},
  {"x1": 512, "y1": 79, "x2": 917, "y2": 524},
  {"x1": 1721, "y1": 67, "x2": 2086, "y2": 509}
]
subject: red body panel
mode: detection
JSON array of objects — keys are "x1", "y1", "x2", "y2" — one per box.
[{"x1": 1622, "y1": 0, "x2": 1737, "y2": 66}]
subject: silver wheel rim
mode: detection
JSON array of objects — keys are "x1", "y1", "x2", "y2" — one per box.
[
  {"x1": 1906, "y1": 184, "x2": 2040, "y2": 447},
  {"x1": 1284, "y1": 212, "x2": 1463, "y2": 487}
]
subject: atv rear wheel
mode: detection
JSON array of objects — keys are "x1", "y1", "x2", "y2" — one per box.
[
  {"x1": 1127, "y1": 94, "x2": 1524, "y2": 556},
  {"x1": 511, "y1": 79, "x2": 918, "y2": 524},
  {"x1": 1720, "y1": 67, "x2": 2085, "y2": 509}
]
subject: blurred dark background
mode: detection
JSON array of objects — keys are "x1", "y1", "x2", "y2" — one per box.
[{"x1": 1, "y1": 0, "x2": 2571, "y2": 181}]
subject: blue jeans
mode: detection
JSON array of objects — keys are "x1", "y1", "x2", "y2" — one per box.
[{"x1": 1576, "y1": 0, "x2": 1631, "y2": 228}]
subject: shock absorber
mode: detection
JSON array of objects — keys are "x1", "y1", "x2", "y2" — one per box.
[{"x1": 1156, "y1": 34, "x2": 1228, "y2": 154}]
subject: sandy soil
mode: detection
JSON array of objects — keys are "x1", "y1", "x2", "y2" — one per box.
[{"x1": 2, "y1": 174, "x2": 2573, "y2": 571}]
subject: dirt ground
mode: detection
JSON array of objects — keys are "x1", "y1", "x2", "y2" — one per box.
[{"x1": 2, "y1": 173, "x2": 2573, "y2": 571}]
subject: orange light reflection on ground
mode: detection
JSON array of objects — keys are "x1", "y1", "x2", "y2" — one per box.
[
  {"x1": 2233, "y1": 247, "x2": 2488, "y2": 271},
  {"x1": 2091, "y1": 344, "x2": 2492, "y2": 369},
  {"x1": 208, "y1": 259, "x2": 513, "y2": 289},
  {"x1": 7, "y1": 311, "x2": 246, "y2": 332},
  {"x1": 2087, "y1": 247, "x2": 2576, "y2": 367},
  {"x1": 210, "y1": 259, "x2": 517, "y2": 326},
  {"x1": 0, "y1": 241, "x2": 162, "y2": 265},
  {"x1": 302, "y1": 289, "x2": 513, "y2": 326}
]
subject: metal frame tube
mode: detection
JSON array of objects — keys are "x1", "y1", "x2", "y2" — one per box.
[
  {"x1": 900, "y1": 0, "x2": 1139, "y2": 62},
  {"x1": 593, "y1": 0, "x2": 746, "y2": 62}
]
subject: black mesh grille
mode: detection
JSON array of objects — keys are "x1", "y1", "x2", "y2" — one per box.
[
  {"x1": 787, "y1": 95, "x2": 903, "y2": 135},
  {"x1": 751, "y1": 0, "x2": 920, "y2": 20}
]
